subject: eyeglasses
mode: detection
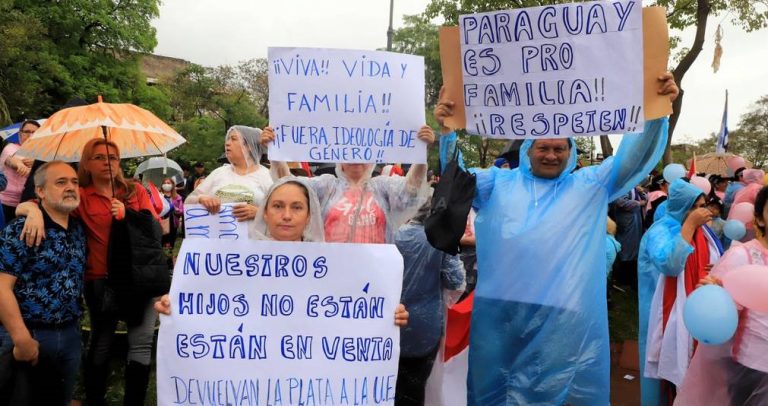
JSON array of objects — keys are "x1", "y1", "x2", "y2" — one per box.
[
  {"x1": 90, "y1": 154, "x2": 119, "y2": 162},
  {"x1": 20, "y1": 130, "x2": 35, "y2": 134}
]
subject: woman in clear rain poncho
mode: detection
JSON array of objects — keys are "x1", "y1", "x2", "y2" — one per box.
[
  {"x1": 186, "y1": 125, "x2": 274, "y2": 234},
  {"x1": 156, "y1": 177, "x2": 409, "y2": 324},
  {"x1": 261, "y1": 126, "x2": 433, "y2": 244},
  {"x1": 637, "y1": 178, "x2": 721, "y2": 405}
]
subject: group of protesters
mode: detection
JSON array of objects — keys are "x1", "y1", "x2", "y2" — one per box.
[{"x1": 0, "y1": 68, "x2": 766, "y2": 406}]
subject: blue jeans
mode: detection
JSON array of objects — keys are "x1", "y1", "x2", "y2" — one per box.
[{"x1": 0, "y1": 323, "x2": 82, "y2": 405}]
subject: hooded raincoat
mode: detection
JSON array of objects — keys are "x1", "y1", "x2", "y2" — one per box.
[
  {"x1": 637, "y1": 179, "x2": 703, "y2": 405},
  {"x1": 642, "y1": 179, "x2": 723, "y2": 392},
  {"x1": 396, "y1": 204, "x2": 466, "y2": 357},
  {"x1": 304, "y1": 164, "x2": 429, "y2": 244},
  {"x1": 440, "y1": 118, "x2": 669, "y2": 405},
  {"x1": 249, "y1": 177, "x2": 325, "y2": 242}
]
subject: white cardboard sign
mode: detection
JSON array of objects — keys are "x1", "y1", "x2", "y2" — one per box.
[
  {"x1": 157, "y1": 239, "x2": 404, "y2": 405},
  {"x1": 459, "y1": 0, "x2": 644, "y2": 138},
  {"x1": 268, "y1": 47, "x2": 427, "y2": 163}
]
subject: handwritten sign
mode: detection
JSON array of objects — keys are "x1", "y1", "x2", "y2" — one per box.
[
  {"x1": 157, "y1": 239, "x2": 404, "y2": 405},
  {"x1": 458, "y1": 0, "x2": 643, "y2": 138},
  {"x1": 184, "y1": 203, "x2": 249, "y2": 240},
  {"x1": 268, "y1": 47, "x2": 426, "y2": 164}
]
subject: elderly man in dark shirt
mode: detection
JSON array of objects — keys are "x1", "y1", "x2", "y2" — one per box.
[{"x1": 0, "y1": 161, "x2": 86, "y2": 405}]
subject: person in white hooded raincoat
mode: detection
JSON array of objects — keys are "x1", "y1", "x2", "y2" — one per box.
[{"x1": 434, "y1": 74, "x2": 679, "y2": 405}]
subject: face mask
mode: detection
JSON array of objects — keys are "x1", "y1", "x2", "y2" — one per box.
[{"x1": 161, "y1": 184, "x2": 173, "y2": 192}]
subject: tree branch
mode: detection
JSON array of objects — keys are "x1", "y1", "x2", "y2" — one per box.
[{"x1": 664, "y1": 0, "x2": 711, "y2": 164}]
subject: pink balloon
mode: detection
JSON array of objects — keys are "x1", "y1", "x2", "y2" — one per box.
[
  {"x1": 728, "y1": 202, "x2": 755, "y2": 224},
  {"x1": 727, "y1": 156, "x2": 746, "y2": 171},
  {"x1": 690, "y1": 176, "x2": 712, "y2": 195},
  {"x1": 722, "y1": 265, "x2": 768, "y2": 312}
]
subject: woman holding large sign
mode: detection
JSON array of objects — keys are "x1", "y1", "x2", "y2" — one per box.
[
  {"x1": 156, "y1": 177, "x2": 409, "y2": 324},
  {"x1": 263, "y1": 125, "x2": 433, "y2": 244}
]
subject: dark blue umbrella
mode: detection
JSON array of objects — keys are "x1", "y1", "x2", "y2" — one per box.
[{"x1": 0, "y1": 119, "x2": 47, "y2": 144}]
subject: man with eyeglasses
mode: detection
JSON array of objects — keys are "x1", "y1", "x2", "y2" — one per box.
[{"x1": 1, "y1": 120, "x2": 39, "y2": 222}]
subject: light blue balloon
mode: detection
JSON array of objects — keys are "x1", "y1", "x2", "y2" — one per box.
[
  {"x1": 663, "y1": 164, "x2": 687, "y2": 183},
  {"x1": 724, "y1": 220, "x2": 747, "y2": 241},
  {"x1": 684, "y1": 285, "x2": 738, "y2": 345}
]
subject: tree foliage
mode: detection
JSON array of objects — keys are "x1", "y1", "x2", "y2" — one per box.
[
  {"x1": 162, "y1": 60, "x2": 268, "y2": 168},
  {"x1": 391, "y1": 15, "x2": 442, "y2": 107},
  {"x1": 0, "y1": 0, "x2": 161, "y2": 124}
]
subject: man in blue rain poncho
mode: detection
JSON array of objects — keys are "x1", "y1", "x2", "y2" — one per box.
[
  {"x1": 435, "y1": 74, "x2": 679, "y2": 405},
  {"x1": 637, "y1": 178, "x2": 715, "y2": 405}
]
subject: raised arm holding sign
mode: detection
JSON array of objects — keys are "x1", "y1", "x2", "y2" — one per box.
[
  {"x1": 267, "y1": 47, "x2": 427, "y2": 164},
  {"x1": 433, "y1": 2, "x2": 678, "y2": 403}
]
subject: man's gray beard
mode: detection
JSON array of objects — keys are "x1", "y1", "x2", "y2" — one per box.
[{"x1": 52, "y1": 197, "x2": 80, "y2": 213}]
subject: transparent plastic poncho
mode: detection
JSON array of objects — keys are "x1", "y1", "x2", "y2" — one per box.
[
  {"x1": 305, "y1": 164, "x2": 429, "y2": 244},
  {"x1": 441, "y1": 118, "x2": 668, "y2": 405},
  {"x1": 395, "y1": 221, "x2": 466, "y2": 358}
]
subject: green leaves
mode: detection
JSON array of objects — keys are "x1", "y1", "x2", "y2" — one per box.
[{"x1": 0, "y1": 0, "x2": 162, "y2": 122}]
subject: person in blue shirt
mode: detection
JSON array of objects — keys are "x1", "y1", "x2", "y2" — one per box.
[
  {"x1": 435, "y1": 73, "x2": 679, "y2": 405},
  {"x1": 0, "y1": 161, "x2": 86, "y2": 405}
]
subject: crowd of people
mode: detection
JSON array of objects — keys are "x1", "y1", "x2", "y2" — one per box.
[{"x1": 0, "y1": 70, "x2": 766, "y2": 406}]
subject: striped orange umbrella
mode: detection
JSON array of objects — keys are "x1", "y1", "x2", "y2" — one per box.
[{"x1": 18, "y1": 97, "x2": 185, "y2": 162}]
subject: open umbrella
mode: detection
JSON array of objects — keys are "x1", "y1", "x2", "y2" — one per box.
[
  {"x1": 17, "y1": 97, "x2": 185, "y2": 162},
  {"x1": 135, "y1": 157, "x2": 183, "y2": 186},
  {"x1": 0, "y1": 119, "x2": 47, "y2": 144},
  {"x1": 688, "y1": 153, "x2": 752, "y2": 177}
]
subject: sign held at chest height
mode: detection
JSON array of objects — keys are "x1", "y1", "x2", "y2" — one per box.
[
  {"x1": 157, "y1": 239, "x2": 404, "y2": 405},
  {"x1": 459, "y1": 0, "x2": 644, "y2": 138},
  {"x1": 268, "y1": 47, "x2": 426, "y2": 164}
]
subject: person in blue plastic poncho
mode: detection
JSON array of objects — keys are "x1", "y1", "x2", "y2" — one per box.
[
  {"x1": 435, "y1": 73, "x2": 679, "y2": 405},
  {"x1": 636, "y1": 179, "x2": 713, "y2": 405},
  {"x1": 640, "y1": 178, "x2": 723, "y2": 404}
]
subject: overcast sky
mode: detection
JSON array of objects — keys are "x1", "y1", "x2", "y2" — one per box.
[{"x1": 152, "y1": 0, "x2": 768, "y2": 146}]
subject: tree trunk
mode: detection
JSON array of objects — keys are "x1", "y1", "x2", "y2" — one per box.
[
  {"x1": 664, "y1": 0, "x2": 711, "y2": 165},
  {"x1": 600, "y1": 135, "x2": 614, "y2": 157}
]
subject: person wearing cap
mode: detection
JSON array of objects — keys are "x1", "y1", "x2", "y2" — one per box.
[
  {"x1": 644, "y1": 174, "x2": 669, "y2": 229},
  {"x1": 184, "y1": 161, "x2": 206, "y2": 196},
  {"x1": 723, "y1": 167, "x2": 747, "y2": 217},
  {"x1": 709, "y1": 174, "x2": 727, "y2": 200}
]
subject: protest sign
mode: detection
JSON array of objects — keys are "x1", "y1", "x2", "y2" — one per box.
[
  {"x1": 459, "y1": 0, "x2": 644, "y2": 138},
  {"x1": 441, "y1": 1, "x2": 671, "y2": 138},
  {"x1": 184, "y1": 203, "x2": 249, "y2": 240},
  {"x1": 267, "y1": 47, "x2": 426, "y2": 164},
  {"x1": 157, "y1": 239, "x2": 404, "y2": 405}
]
